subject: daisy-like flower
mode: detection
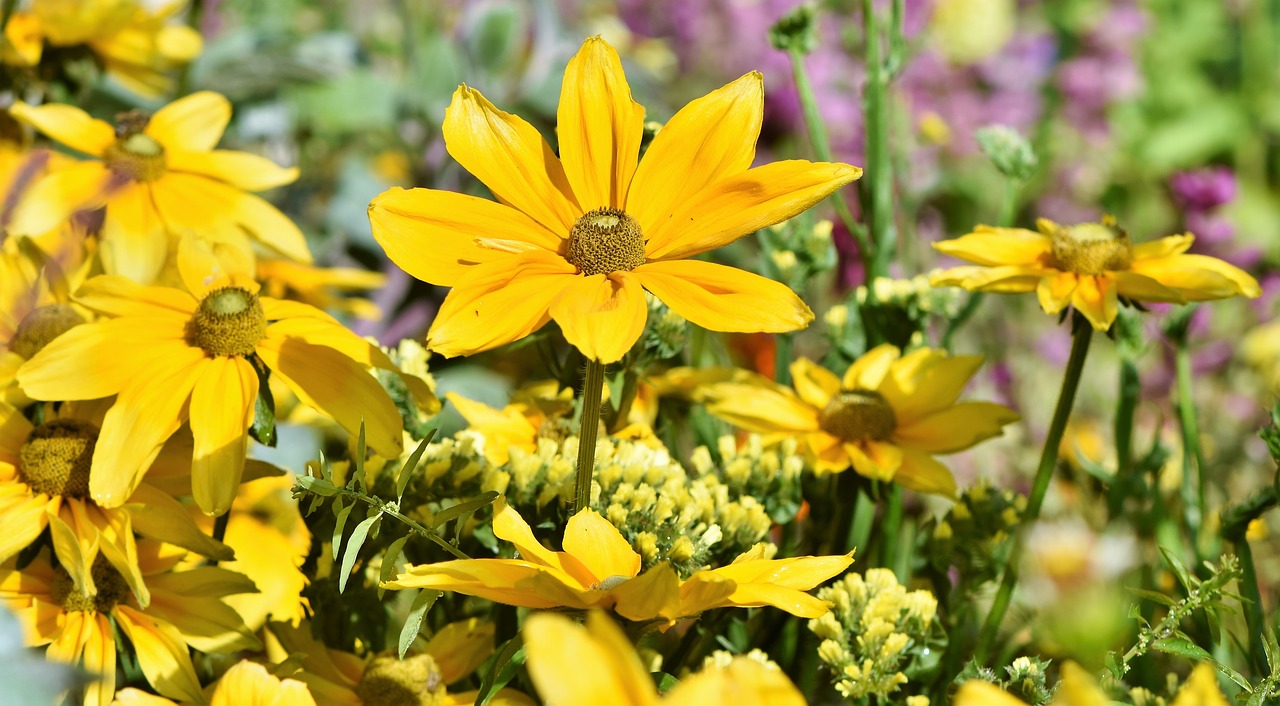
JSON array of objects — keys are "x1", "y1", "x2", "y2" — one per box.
[
  {"x1": 445, "y1": 383, "x2": 575, "y2": 465},
  {"x1": 954, "y1": 662, "x2": 1228, "y2": 706},
  {"x1": 524, "y1": 610, "x2": 806, "y2": 706},
  {"x1": 1, "y1": 540, "x2": 258, "y2": 706},
  {"x1": 114, "y1": 660, "x2": 318, "y2": 706},
  {"x1": 930, "y1": 217, "x2": 1261, "y2": 331},
  {"x1": 256, "y1": 258, "x2": 389, "y2": 321},
  {"x1": 704, "y1": 348, "x2": 1020, "y2": 497},
  {"x1": 268, "y1": 618, "x2": 535, "y2": 706},
  {"x1": 383, "y1": 498, "x2": 853, "y2": 624},
  {"x1": 16, "y1": 237, "x2": 416, "y2": 515},
  {"x1": 369, "y1": 36, "x2": 861, "y2": 364},
  {"x1": 9, "y1": 91, "x2": 310, "y2": 282}
]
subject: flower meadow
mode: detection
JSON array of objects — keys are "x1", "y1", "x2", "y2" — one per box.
[{"x1": 1, "y1": 0, "x2": 1279, "y2": 704}]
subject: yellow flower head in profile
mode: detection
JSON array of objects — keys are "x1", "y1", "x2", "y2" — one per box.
[
  {"x1": 446, "y1": 382, "x2": 575, "y2": 465},
  {"x1": 705, "y1": 346, "x2": 1019, "y2": 497},
  {"x1": 954, "y1": 662, "x2": 1229, "y2": 706},
  {"x1": 524, "y1": 611, "x2": 806, "y2": 706},
  {"x1": 384, "y1": 498, "x2": 852, "y2": 624},
  {"x1": 114, "y1": 660, "x2": 318, "y2": 706},
  {"x1": 9, "y1": 91, "x2": 310, "y2": 283},
  {"x1": 930, "y1": 217, "x2": 1261, "y2": 331},
  {"x1": 369, "y1": 36, "x2": 862, "y2": 363}
]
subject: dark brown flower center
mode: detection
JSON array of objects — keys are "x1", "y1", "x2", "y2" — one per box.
[
  {"x1": 1049, "y1": 221, "x2": 1133, "y2": 276},
  {"x1": 819, "y1": 390, "x2": 897, "y2": 443},
  {"x1": 50, "y1": 554, "x2": 129, "y2": 613},
  {"x1": 18, "y1": 418, "x2": 98, "y2": 498},
  {"x1": 566, "y1": 208, "x2": 646, "y2": 276},
  {"x1": 103, "y1": 111, "x2": 166, "y2": 182},
  {"x1": 355, "y1": 652, "x2": 446, "y2": 706},
  {"x1": 10, "y1": 303, "x2": 84, "y2": 359},
  {"x1": 188, "y1": 287, "x2": 267, "y2": 357}
]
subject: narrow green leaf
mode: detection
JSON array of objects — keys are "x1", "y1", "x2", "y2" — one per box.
[
  {"x1": 476, "y1": 636, "x2": 524, "y2": 706},
  {"x1": 355, "y1": 419, "x2": 367, "y2": 492},
  {"x1": 249, "y1": 355, "x2": 276, "y2": 446},
  {"x1": 479, "y1": 647, "x2": 525, "y2": 706},
  {"x1": 331, "y1": 500, "x2": 354, "y2": 561},
  {"x1": 432, "y1": 491, "x2": 500, "y2": 529},
  {"x1": 1152, "y1": 636, "x2": 1212, "y2": 662},
  {"x1": 1159, "y1": 546, "x2": 1194, "y2": 593},
  {"x1": 397, "y1": 436, "x2": 432, "y2": 502},
  {"x1": 379, "y1": 535, "x2": 411, "y2": 590},
  {"x1": 1126, "y1": 588, "x2": 1177, "y2": 606},
  {"x1": 339, "y1": 512, "x2": 381, "y2": 593},
  {"x1": 295, "y1": 475, "x2": 339, "y2": 497},
  {"x1": 1214, "y1": 662, "x2": 1252, "y2": 692},
  {"x1": 398, "y1": 588, "x2": 442, "y2": 658}
]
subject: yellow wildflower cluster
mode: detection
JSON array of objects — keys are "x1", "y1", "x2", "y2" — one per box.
[
  {"x1": 809, "y1": 568, "x2": 940, "y2": 702},
  {"x1": 926, "y1": 480, "x2": 1024, "y2": 586}
]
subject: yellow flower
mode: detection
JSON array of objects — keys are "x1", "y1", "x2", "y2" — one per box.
[
  {"x1": 1242, "y1": 319, "x2": 1280, "y2": 394},
  {"x1": 113, "y1": 660, "x2": 318, "y2": 706},
  {"x1": 929, "y1": 0, "x2": 1015, "y2": 64},
  {"x1": 384, "y1": 499, "x2": 852, "y2": 623},
  {"x1": 257, "y1": 258, "x2": 389, "y2": 321},
  {"x1": 9, "y1": 91, "x2": 310, "y2": 282},
  {"x1": 704, "y1": 348, "x2": 1018, "y2": 497},
  {"x1": 930, "y1": 218, "x2": 1261, "y2": 331},
  {"x1": 524, "y1": 610, "x2": 806, "y2": 706},
  {"x1": 1, "y1": 540, "x2": 258, "y2": 706},
  {"x1": 954, "y1": 662, "x2": 1228, "y2": 706},
  {"x1": 369, "y1": 36, "x2": 861, "y2": 363},
  {"x1": 268, "y1": 618, "x2": 535, "y2": 706},
  {"x1": 16, "y1": 237, "x2": 411, "y2": 515},
  {"x1": 446, "y1": 382, "x2": 574, "y2": 465}
]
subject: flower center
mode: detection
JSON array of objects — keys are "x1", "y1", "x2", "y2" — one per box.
[
  {"x1": 819, "y1": 390, "x2": 897, "y2": 443},
  {"x1": 9, "y1": 304, "x2": 85, "y2": 359},
  {"x1": 102, "y1": 110, "x2": 166, "y2": 182},
  {"x1": 565, "y1": 208, "x2": 646, "y2": 276},
  {"x1": 355, "y1": 652, "x2": 446, "y2": 706},
  {"x1": 50, "y1": 554, "x2": 129, "y2": 613},
  {"x1": 188, "y1": 287, "x2": 267, "y2": 357},
  {"x1": 18, "y1": 418, "x2": 98, "y2": 498},
  {"x1": 1049, "y1": 221, "x2": 1133, "y2": 276}
]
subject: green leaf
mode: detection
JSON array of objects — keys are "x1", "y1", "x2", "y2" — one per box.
[
  {"x1": 379, "y1": 536, "x2": 410, "y2": 590},
  {"x1": 339, "y1": 512, "x2": 381, "y2": 593},
  {"x1": 432, "y1": 491, "x2": 500, "y2": 529},
  {"x1": 331, "y1": 500, "x2": 353, "y2": 561},
  {"x1": 1126, "y1": 588, "x2": 1177, "y2": 606},
  {"x1": 295, "y1": 475, "x2": 339, "y2": 497},
  {"x1": 1160, "y1": 546, "x2": 1195, "y2": 592},
  {"x1": 1104, "y1": 652, "x2": 1125, "y2": 680},
  {"x1": 1213, "y1": 662, "x2": 1252, "y2": 692},
  {"x1": 397, "y1": 588, "x2": 442, "y2": 659},
  {"x1": 249, "y1": 355, "x2": 277, "y2": 446},
  {"x1": 476, "y1": 637, "x2": 525, "y2": 706},
  {"x1": 654, "y1": 672, "x2": 680, "y2": 693},
  {"x1": 1152, "y1": 636, "x2": 1212, "y2": 662},
  {"x1": 397, "y1": 435, "x2": 432, "y2": 502},
  {"x1": 354, "y1": 420, "x2": 367, "y2": 493}
]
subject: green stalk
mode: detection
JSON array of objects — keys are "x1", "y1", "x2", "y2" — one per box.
[
  {"x1": 973, "y1": 315, "x2": 1093, "y2": 664},
  {"x1": 1221, "y1": 480, "x2": 1279, "y2": 675},
  {"x1": 1175, "y1": 343, "x2": 1206, "y2": 553},
  {"x1": 881, "y1": 484, "x2": 905, "y2": 579},
  {"x1": 574, "y1": 359, "x2": 606, "y2": 514},
  {"x1": 862, "y1": 0, "x2": 895, "y2": 281},
  {"x1": 775, "y1": 332, "x2": 795, "y2": 387},
  {"x1": 1106, "y1": 355, "x2": 1140, "y2": 516}
]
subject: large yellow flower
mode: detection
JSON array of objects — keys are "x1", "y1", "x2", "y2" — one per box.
[
  {"x1": 954, "y1": 662, "x2": 1228, "y2": 706},
  {"x1": 524, "y1": 611, "x2": 806, "y2": 706},
  {"x1": 369, "y1": 37, "x2": 861, "y2": 363},
  {"x1": 16, "y1": 238, "x2": 413, "y2": 515},
  {"x1": 704, "y1": 347, "x2": 1019, "y2": 497},
  {"x1": 930, "y1": 218, "x2": 1261, "y2": 330},
  {"x1": 9, "y1": 91, "x2": 310, "y2": 282},
  {"x1": 114, "y1": 660, "x2": 318, "y2": 706},
  {"x1": 384, "y1": 498, "x2": 852, "y2": 623},
  {"x1": 446, "y1": 382, "x2": 574, "y2": 465}
]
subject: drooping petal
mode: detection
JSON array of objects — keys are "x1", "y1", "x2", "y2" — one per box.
[
  {"x1": 446, "y1": 392, "x2": 537, "y2": 465},
  {"x1": 665, "y1": 658, "x2": 807, "y2": 706},
  {"x1": 8, "y1": 161, "x2": 109, "y2": 236},
  {"x1": 932, "y1": 226, "x2": 1053, "y2": 266},
  {"x1": 523, "y1": 611, "x2": 656, "y2": 706},
  {"x1": 114, "y1": 605, "x2": 204, "y2": 704},
  {"x1": 368, "y1": 187, "x2": 560, "y2": 287},
  {"x1": 643, "y1": 160, "x2": 862, "y2": 260},
  {"x1": 145, "y1": 91, "x2": 231, "y2": 153},
  {"x1": 894, "y1": 447, "x2": 958, "y2": 498},
  {"x1": 561, "y1": 507, "x2": 641, "y2": 582},
  {"x1": 1132, "y1": 254, "x2": 1262, "y2": 300},
  {"x1": 790, "y1": 358, "x2": 839, "y2": 409},
  {"x1": 490, "y1": 499, "x2": 591, "y2": 586},
  {"x1": 189, "y1": 356, "x2": 258, "y2": 516},
  {"x1": 628, "y1": 72, "x2": 762, "y2": 231},
  {"x1": 703, "y1": 382, "x2": 820, "y2": 433},
  {"x1": 929, "y1": 265, "x2": 1045, "y2": 293},
  {"x1": 124, "y1": 484, "x2": 234, "y2": 560},
  {"x1": 893, "y1": 402, "x2": 1019, "y2": 454},
  {"x1": 426, "y1": 251, "x2": 577, "y2": 358},
  {"x1": 9, "y1": 102, "x2": 114, "y2": 157},
  {"x1": 1112, "y1": 271, "x2": 1187, "y2": 303},
  {"x1": 841, "y1": 343, "x2": 900, "y2": 391},
  {"x1": 166, "y1": 149, "x2": 299, "y2": 191},
  {"x1": 384, "y1": 560, "x2": 584, "y2": 609},
  {"x1": 878, "y1": 350, "x2": 985, "y2": 423},
  {"x1": 1071, "y1": 274, "x2": 1119, "y2": 330},
  {"x1": 711, "y1": 581, "x2": 832, "y2": 617},
  {"x1": 549, "y1": 272, "x2": 647, "y2": 364},
  {"x1": 144, "y1": 568, "x2": 261, "y2": 654},
  {"x1": 17, "y1": 317, "x2": 188, "y2": 401},
  {"x1": 442, "y1": 85, "x2": 580, "y2": 234},
  {"x1": 557, "y1": 37, "x2": 644, "y2": 210},
  {"x1": 610, "y1": 562, "x2": 682, "y2": 621},
  {"x1": 633, "y1": 259, "x2": 812, "y2": 333},
  {"x1": 1035, "y1": 271, "x2": 1078, "y2": 315}
]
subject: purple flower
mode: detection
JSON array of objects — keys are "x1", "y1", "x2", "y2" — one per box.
[{"x1": 1170, "y1": 167, "x2": 1237, "y2": 212}]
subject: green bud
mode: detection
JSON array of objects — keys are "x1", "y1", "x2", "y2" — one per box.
[
  {"x1": 975, "y1": 124, "x2": 1037, "y2": 181},
  {"x1": 769, "y1": 4, "x2": 818, "y2": 54}
]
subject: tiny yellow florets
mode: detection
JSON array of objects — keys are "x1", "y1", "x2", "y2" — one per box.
[
  {"x1": 18, "y1": 418, "x2": 98, "y2": 498},
  {"x1": 10, "y1": 304, "x2": 85, "y2": 359},
  {"x1": 188, "y1": 286, "x2": 267, "y2": 357},
  {"x1": 566, "y1": 208, "x2": 646, "y2": 276}
]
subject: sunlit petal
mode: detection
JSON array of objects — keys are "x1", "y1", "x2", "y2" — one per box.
[{"x1": 557, "y1": 37, "x2": 644, "y2": 210}]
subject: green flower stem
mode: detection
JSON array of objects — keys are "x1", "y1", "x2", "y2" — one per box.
[
  {"x1": 775, "y1": 332, "x2": 795, "y2": 387},
  {"x1": 862, "y1": 0, "x2": 895, "y2": 281},
  {"x1": 1106, "y1": 354, "x2": 1141, "y2": 516},
  {"x1": 1175, "y1": 342, "x2": 1207, "y2": 552},
  {"x1": 881, "y1": 484, "x2": 904, "y2": 579},
  {"x1": 574, "y1": 358, "x2": 606, "y2": 514},
  {"x1": 1222, "y1": 481, "x2": 1279, "y2": 675},
  {"x1": 974, "y1": 315, "x2": 1093, "y2": 664}
]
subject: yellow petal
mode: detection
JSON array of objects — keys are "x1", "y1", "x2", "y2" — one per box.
[
  {"x1": 1170, "y1": 664, "x2": 1230, "y2": 706},
  {"x1": 8, "y1": 161, "x2": 109, "y2": 236},
  {"x1": 716, "y1": 579, "x2": 835, "y2": 618},
  {"x1": 443, "y1": 85, "x2": 580, "y2": 234},
  {"x1": 145, "y1": 91, "x2": 231, "y2": 153},
  {"x1": 124, "y1": 484, "x2": 234, "y2": 560},
  {"x1": 894, "y1": 447, "x2": 958, "y2": 497},
  {"x1": 423, "y1": 618, "x2": 495, "y2": 685},
  {"x1": 384, "y1": 559, "x2": 578, "y2": 608},
  {"x1": 75, "y1": 274, "x2": 197, "y2": 318},
  {"x1": 0, "y1": 492, "x2": 50, "y2": 564},
  {"x1": 713, "y1": 551, "x2": 853, "y2": 589},
  {"x1": 1132, "y1": 254, "x2": 1262, "y2": 300},
  {"x1": 628, "y1": 72, "x2": 762, "y2": 231},
  {"x1": 1053, "y1": 661, "x2": 1110, "y2": 706},
  {"x1": 842, "y1": 343, "x2": 900, "y2": 391},
  {"x1": 256, "y1": 335, "x2": 403, "y2": 458},
  {"x1": 932, "y1": 226, "x2": 1053, "y2": 266},
  {"x1": 953, "y1": 680, "x2": 1029, "y2": 706},
  {"x1": 523, "y1": 611, "x2": 656, "y2": 706},
  {"x1": 562, "y1": 507, "x2": 641, "y2": 583},
  {"x1": 446, "y1": 689, "x2": 537, "y2": 706},
  {"x1": 491, "y1": 498, "x2": 589, "y2": 585},
  {"x1": 644, "y1": 160, "x2": 861, "y2": 260},
  {"x1": 549, "y1": 272, "x2": 647, "y2": 364},
  {"x1": 210, "y1": 661, "x2": 318, "y2": 706},
  {"x1": 677, "y1": 571, "x2": 738, "y2": 615},
  {"x1": 1112, "y1": 271, "x2": 1187, "y2": 303},
  {"x1": 446, "y1": 392, "x2": 537, "y2": 465},
  {"x1": 189, "y1": 356, "x2": 257, "y2": 516},
  {"x1": 99, "y1": 183, "x2": 171, "y2": 284},
  {"x1": 879, "y1": 349, "x2": 984, "y2": 423},
  {"x1": 17, "y1": 317, "x2": 187, "y2": 401},
  {"x1": 82, "y1": 612, "x2": 118, "y2": 706},
  {"x1": 790, "y1": 358, "x2": 839, "y2": 409},
  {"x1": 665, "y1": 658, "x2": 806, "y2": 706},
  {"x1": 8, "y1": 102, "x2": 114, "y2": 156},
  {"x1": 929, "y1": 265, "x2": 1045, "y2": 293},
  {"x1": 426, "y1": 251, "x2": 576, "y2": 358},
  {"x1": 166, "y1": 149, "x2": 299, "y2": 191},
  {"x1": 557, "y1": 37, "x2": 644, "y2": 210},
  {"x1": 0, "y1": 401, "x2": 34, "y2": 456},
  {"x1": 704, "y1": 382, "x2": 819, "y2": 433},
  {"x1": 893, "y1": 402, "x2": 1019, "y2": 454},
  {"x1": 809, "y1": 432, "x2": 852, "y2": 474},
  {"x1": 1036, "y1": 271, "x2": 1078, "y2": 315},
  {"x1": 610, "y1": 561, "x2": 682, "y2": 621},
  {"x1": 1132, "y1": 233, "x2": 1194, "y2": 260},
  {"x1": 844, "y1": 441, "x2": 899, "y2": 481},
  {"x1": 150, "y1": 173, "x2": 312, "y2": 264},
  {"x1": 144, "y1": 568, "x2": 261, "y2": 653},
  {"x1": 114, "y1": 605, "x2": 204, "y2": 704},
  {"x1": 1071, "y1": 274, "x2": 1118, "y2": 330},
  {"x1": 633, "y1": 260, "x2": 812, "y2": 333},
  {"x1": 369, "y1": 186, "x2": 560, "y2": 287}
]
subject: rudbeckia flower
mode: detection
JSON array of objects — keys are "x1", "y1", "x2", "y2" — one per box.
[
  {"x1": 114, "y1": 660, "x2": 318, "y2": 706},
  {"x1": 257, "y1": 258, "x2": 389, "y2": 322},
  {"x1": 268, "y1": 618, "x2": 535, "y2": 706},
  {"x1": 369, "y1": 36, "x2": 861, "y2": 363},
  {"x1": 446, "y1": 383, "x2": 574, "y2": 465},
  {"x1": 383, "y1": 498, "x2": 852, "y2": 623},
  {"x1": 16, "y1": 237, "x2": 415, "y2": 515},
  {"x1": 9, "y1": 91, "x2": 310, "y2": 282},
  {"x1": 704, "y1": 348, "x2": 1020, "y2": 497},
  {"x1": 524, "y1": 611, "x2": 806, "y2": 706},
  {"x1": 954, "y1": 662, "x2": 1228, "y2": 706},
  {"x1": 930, "y1": 217, "x2": 1261, "y2": 331},
  {"x1": 0, "y1": 540, "x2": 258, "y2": 706}
]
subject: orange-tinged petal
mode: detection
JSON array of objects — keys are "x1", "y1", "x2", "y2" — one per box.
[
  {"x1": 841, "y1": 343, "x2": 900, "y2": 391},
  {"x1": 610, "y1": 562, "x2": 682, "y2": 621},
  {"x1": 894, "y1": 447, "x2": 958, "y2": 497},
  {"x1": 8, "y1": 161, "x2": 109, "y2": 236},
  {"x1": 145, "y1": 91, "x2": 231, "y2": 153},
  {"x1": 633, "y1": 259, "x2": 812, "y2": 333},
  {"x1": 549, "y1": 272, "x2": 647, "y2": 364},
  {"x1": 953, "y1": 680, "x2": 1029, "y2": 706},
  {"x1": 704, "y1": 382, "x2": 819, "y2": 433},
  {"x1": 1132, "y1": 254, "x2": 1262, "y2": 300},
  {"x1": 523, "y1": 611, "x2": 656, "y2": 706},
  {"x1": 369, "y1": 187, "x2": 560, "y2": 287},
  {"x1": 644, "y1": 160, "x2": 861, "y2": 260},
  {"x1": 1112, "y1": 271, "x2": 1187, "y2": 303},
  {"x1": 166, "y1": 149, "x2": 299, "y2": 191},
  {"x1": 1036, "y1": 271, "x2": 1078, "y2": 315},
  {"x1": 790, "y1": 358, "x2": 839, "y2": 409},
  {"x1": 932, "y1": 226, "x2": 1053, "y2": 266},
  {"x1": 255, "y1": 336, "x2": 402, "y2": 458},
  {"x1": 9, "y1": 102, "x2": 114, "y2": 157},
  {"x1": 189, "y1": 356, "x2": 257, "y2": 516},
  {"x1": 114, "y1": 605, "x2": 204, "y2": 704},
  {"x1": 557, "y1": 37, "x2": 644, "y2": 210},
  {"x1": 1132, "y1": 233, "x2": 1194, "y2": 260},
  {"x1": 929, "y1": 265, "x2": 1045, "y2": 293},
  {"x1": 426, "y1": 251, "x2": 576, "y2": 358},
  {"x1": 74, "y1": 275, "x2": 197, "y2": 318},
  {"x1": 17, "y1": 317, "x2": 187, "y2": 401},
  {"x1": 1071, "y1": 274, "x2": 1118, "y2": 330},
  {"x1": 665, "y1": 658, "x2": 807, "y2": 706},
  {"x1": 561, "y1": 507, "x2": 641, "y2": 582},
  {"x1": 443, "y1": 85, "x2": 580, "y2": 234},
  {"x1": 893, "y1": 402, "x2": 1019, "y2": 454},
  {"x1": 628, "y1": 72, "x2": 762, "y2": 231}
]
